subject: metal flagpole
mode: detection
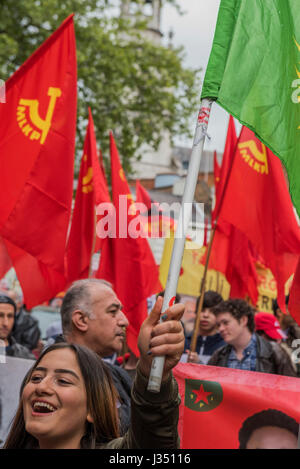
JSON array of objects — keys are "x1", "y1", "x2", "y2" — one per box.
[{"x1": 147, "y1": 98, "x2": 213, "y2": 393}]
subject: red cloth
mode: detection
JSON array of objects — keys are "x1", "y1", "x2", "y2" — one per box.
[
  {"x1": 174, "y1": 363, "x2": 300, "y2": 449},
  {"x1": 288, "y1": 258, "x2": 300, "y2": 324},
  {"x1": 0, "y1": 15, "x2": 77, "y2": 307},
  {"x1": 220, "y1": 126, "x2": 300, "y2": 313},
  {"x1": 213, "y1": 150, "x2": 221, "y2": 189},
  {"x1": 66, "y1": 108, "x2": 107, "y2": 282},
  {"x1": 97, "y1": 133, "x2": 161, "y2": 356},
  {"x1": 0, "y1": 236, "x2": 13, "y2": 278},
  {"x1": 212, "y1": 115, "x2": 237, "y2": 221},
  {"x1": 204, "y1": 117, "x2": 258, "y2": 303}
]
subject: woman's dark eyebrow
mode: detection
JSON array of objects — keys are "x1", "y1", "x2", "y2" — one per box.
[
  {"x1": 54, "y1": 369, "x2": 80, "y2": 380},
  {"x1": 33, "y1": 366, "x2": 79, "y2": 380}
]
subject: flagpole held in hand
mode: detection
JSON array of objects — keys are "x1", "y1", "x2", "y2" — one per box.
[{"x1": 147, "y1": 98, "x2": 213, "y2": 393}]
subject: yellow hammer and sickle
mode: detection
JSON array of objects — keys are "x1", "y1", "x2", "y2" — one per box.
[
  {"x1": 119, "y1": 168, "x2": 126, "y2": 182},
  {"x1": 82, "y1": 167, "x2": 93, "y2": 194},
  {"x1": 238, "y1": 140, "x2": 269, "y2": 174},
  {"x1": 19, "y1": 87, "x2": 62, "y2": 144}
]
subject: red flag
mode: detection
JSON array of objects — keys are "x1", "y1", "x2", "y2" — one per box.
[
  {"x1": 212, "y1": 115, "x2": 237, "y2": 221},
  {"x1": 0, "y1": 15, "x2": 77, "y2": 307},
  {"x1": 220, "y1": 126, "x2": 300, "y2": 313},
  {"x1": 288, "y1": 258, "x2": 300, "y2": 323},
  {"x1": 66, "y1": 109, "x2": 107, "y2": 282},
  {"x1": 203, "y1": 117, "x2": 258, "y2": 303},
  {"x1": 0, "y1": 237, "x2": 13, "y2": 279},
  {"x1": 213, "y1": 151, "x2": 221, "y2": 189},
  {"x1": 135, "y1": 180, "x2": 175, "y2": 238},
  {"x1": 97, "y1": 133, "x2": 161, "y2": 356},
  {"x1": 174, "y1": 363, "x2": 300, "y2": 449}
]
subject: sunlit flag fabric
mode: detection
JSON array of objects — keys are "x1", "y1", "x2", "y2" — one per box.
[
  {"x1": 219, "y1": 126, "x2": 300, "y2": 313},
  {"x1": 97, "y1": 133, "x2": 161, "y2": 356},
  {"x1": 66, "y1": 109, "x2": 108, "y2": 283},
  {"x1": 201, "y1": 0, "x2": 300, "y2": 218},
  {"x1": 135, "y1": 180, "x2": 175, "y2": 239},
  {"x1": 174, "y1": 363, "x2": 300, "y2": 449},
  {"x1": 213, "y1": 151, "x2": 221, "y2": 191},
  {"x1": 0, "y1": 15, "x2": 77, "y2": 307},
  {"x1": 203, "y1": 116, "x2": 259, "y2": 303}
]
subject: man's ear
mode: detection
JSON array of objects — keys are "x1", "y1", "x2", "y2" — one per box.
[
  {"x1": 71, "y1": 310, "x2": 89, "y2": 332},
  {"x1": 240, "y1": 315, "x2": 248, "y2": 328}
]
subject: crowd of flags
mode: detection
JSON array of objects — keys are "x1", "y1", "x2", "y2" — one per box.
[
  {"x1": 2, "y1": 1, "x2": 300, "y2": 359},
  {"x1": 0, "y1": 15, "x2": 161, "y2": 355}
]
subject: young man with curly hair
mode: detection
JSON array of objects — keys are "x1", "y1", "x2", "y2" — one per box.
[{"x1": 207, "y1": 299, "x2": 296, "y2": 377}]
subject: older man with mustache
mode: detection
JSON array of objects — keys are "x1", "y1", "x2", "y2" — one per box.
[{"x1": 58, "y1": 279, "x2": 132, "y2": 435}]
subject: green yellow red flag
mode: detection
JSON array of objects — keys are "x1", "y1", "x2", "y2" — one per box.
[{"x1": 201, "y1": 0, "x2": 300, "y2": 217}]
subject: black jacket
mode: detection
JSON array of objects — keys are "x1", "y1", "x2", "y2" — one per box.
[
  {"x1": 5, "y1": 336, "x2": 35, "y2": 360},
  {"x1": 12, "y1": 308, "x2": 41, "y2": 351},
  {"x1": 185, "y1": 332, "x2": 225, "y2": 360},
  {"x1": 208, "y1": 333, "x2": 297, "y2": 377}
]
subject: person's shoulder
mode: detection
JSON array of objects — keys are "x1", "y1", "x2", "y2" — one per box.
[
  {"x1": 270, "y1": 340, "x2": 290, "y2": 358},
  {"x1": 105, "y1": 362, "x2": 133, "y2": 386},
  {"x1": 208, "y1": 333, "x2": 224, "y2": 344},
  {"x1": 207, "y1": 343, "x2": 229, "y2": 364},
  {"x1": 255, "y1": 333, "x2": 273, "y2": 356},
  {"x1": 9, "y1": 339, "x2": 35, "y2": 360}
]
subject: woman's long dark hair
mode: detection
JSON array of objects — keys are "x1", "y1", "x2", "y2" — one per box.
[{"x1": 4, "y1": 343, "x2": 120, "y2": 449}]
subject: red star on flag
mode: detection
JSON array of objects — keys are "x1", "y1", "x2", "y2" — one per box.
[{"x1": 192, "y1": 384, "x2": 212, "y2": 405}]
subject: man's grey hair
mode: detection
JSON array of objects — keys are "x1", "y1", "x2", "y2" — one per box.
[{"x1": 60, "y1": 278, "x2": 113, "y2": 334}]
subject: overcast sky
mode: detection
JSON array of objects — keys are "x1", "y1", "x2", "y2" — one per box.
[{"x1": 161, "y1": 0, "x2": 238, "y2": 153}]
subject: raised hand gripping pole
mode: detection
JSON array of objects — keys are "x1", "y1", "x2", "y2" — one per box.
[{"x1": 147, "y1": 99, "x2": 213, "y2": 393}]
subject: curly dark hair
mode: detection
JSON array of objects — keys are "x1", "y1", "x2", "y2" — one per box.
[
  {"x1": 238, "y1": 409, "x2": 299, "y2": 449},
  {"x1": 212, "y1": 298, "x2": 255, "y2": 333}
]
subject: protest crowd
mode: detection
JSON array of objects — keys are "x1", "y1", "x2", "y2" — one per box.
[{"x1": 2, "y1": 0, "x2": 300, "y2": 452}]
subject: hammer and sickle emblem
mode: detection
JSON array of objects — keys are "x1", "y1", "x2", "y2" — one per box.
[
  {"x1": 119, "y1": 168, "x2": 126, "y2": 181},
  {"x1": 82, "y1": 165, "x2": 93, "y2": 194},
  {"x1": 17, "y1": 87, "x2": 61, "y2": 144},
  {"x1": 238, "y1": 140, "x2": 269, "y2": 174}
]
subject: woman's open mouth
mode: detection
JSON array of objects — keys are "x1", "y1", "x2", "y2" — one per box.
[{"x1": 31, "y1": 400, "x2": 57, "y2": 415}]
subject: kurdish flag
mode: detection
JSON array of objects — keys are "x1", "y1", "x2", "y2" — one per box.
[{"x1": 201, "y1": 0, "x2": 300, "y2": 217}]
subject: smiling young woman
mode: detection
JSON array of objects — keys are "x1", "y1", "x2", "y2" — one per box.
[
  {"x1": 4, "y1": 297, "x2": 184, "y2": 449},
  {"x1": 4, "y1": 343, "x2": 120, "y2": 449}
]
